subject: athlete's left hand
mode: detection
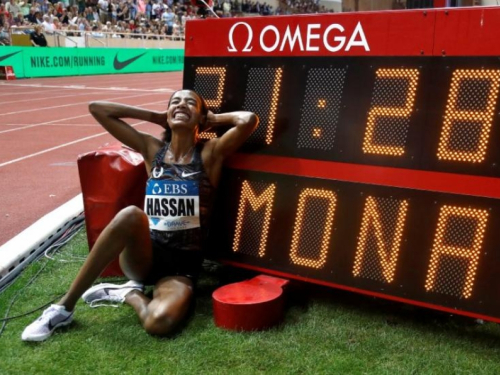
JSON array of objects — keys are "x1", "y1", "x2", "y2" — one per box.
[{"x1": 200, "y1": 110, "x2": 215, "y2": 132}]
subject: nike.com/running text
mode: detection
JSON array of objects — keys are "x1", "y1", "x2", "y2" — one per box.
[{"x1": 30, "y1": 56, "x2": 106, "y2": 69}]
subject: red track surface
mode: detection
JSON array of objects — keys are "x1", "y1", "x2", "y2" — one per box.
[{"x1": 0, "y1": 72, "x2": 183, "y2": 246}]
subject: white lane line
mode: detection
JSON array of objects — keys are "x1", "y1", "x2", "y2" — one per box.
[
  {"x1": 0, "y1": 98, "x2": 167, "y2": 167},
  {"x1": 0, "y1": 98, "x2": 167, "y2": 134},
  {"x1": 0, "y1": 91, "x2": 107, "y2": 105},
  {"x1": 0, "y1": 100, "x2": 165, "y2": 134},
  {"x1": 0, "y1": 88, "x2": 65, "y2": 97},
  {"x1": 0, "y1": 114, "x2": 92, "y2": 134},
  {"x1": 0, "y1": 82, "x2": 176, "y2": 93},
  {"x1": 0, "y1": 91, "x2": 164, "y2": 117},
  {"x1": 0, "y1": 121, "x2": 146, "y2": 168},
  {"x1": 2, "y1": 123, "x2": 100, "y2": 127}
]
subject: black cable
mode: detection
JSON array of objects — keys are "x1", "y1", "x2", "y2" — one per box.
[
  {"x1": 0, "y1": 260, "x2": 51, "y2": 336},
  {"x1": 0, "y1": 294, "x2": 64, "y2": 323},
  {"x1": 0, "y1": 220, "x2": 83, "y2": 337}
]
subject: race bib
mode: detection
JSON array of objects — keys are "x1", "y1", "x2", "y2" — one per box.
[{"x1": 144, "y1": 180, "x2": 200, "y2": 231}]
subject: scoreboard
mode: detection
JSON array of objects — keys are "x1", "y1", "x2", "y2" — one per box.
[{"x1": 183, "y1": 7, "x2": 500, "y2": 322}]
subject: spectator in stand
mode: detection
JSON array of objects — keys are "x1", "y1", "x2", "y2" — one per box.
[
  {"x1": 128, "y1": 0, "x2": 137, "y2": 20},
  {"x1": 152, "y1": 0, "x2": 162, "y2": 20},
  {"x1": 145, "y1": 0, "x2": 152, "y2": 19},
  {"x1": 61, "y1": 9, "x2": 70, "y2": 25},
  {"x1": 30, "y1": 24, "x2": 48, "y2": 46},
  {"x1": 13, "y1": 12, "x2": 25, "y2": 26},
  {"x1": 92, "y1": 6, "x2": 100, "y2": 21},
  {"x1": 98, "y1": 0, "x2": 109, "y2": 23},
  {"x1": 5, "y1": 0, "x2": 21, "y2": 18},
  {"x1": 66, "y1": 23, "x2": 79, "y2": 36},
  {"x1": 55, "y1": 2, "x2": 64, "y2": 17},
  {"x1": 42, "y1": 14, "x2": 54, "y2": 33},
  {"x1": 78, "y1": 0, "x2": 85, "y2": 15},
  {"x1": 110, "y1": 0, "x2": 117, "y2": 23},
  {"x1": 222, "y1": 0, "x2": 230, "y2": 16},
  {"x1": 35, "y1": 11, "x2": 43, "y2": 24},
  {"x1": 233, "y1": 0, "x2": 241, "y2": 14},
  {"x1": 53, "y1": 17, "x2": 62, "y2": 30},
  {"x1": 91, "y1": 23, "x2": 104, "y2": 37},
  {"x1": 162, "y1": 6, "x2": 174, "y2": 35},
  {"x1": 27, "y1": 7, "x2": 37, "y2": 23},
  {"x1": 39, "y1": 0, "x2": 49, "y2": 16},
  {"x1": 78, "y1": 17, "x2": 86, "y2": 31},
  {"x1": 116, "y1": 1, "x2": 128, "y2": 21},
  {"x1": 128, "y1": 18, "x2": 136, "y2": 31}
]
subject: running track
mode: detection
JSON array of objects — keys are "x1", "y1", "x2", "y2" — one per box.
[{"x1": 0, "y1": 72, "x2": 183, "y2": 246}]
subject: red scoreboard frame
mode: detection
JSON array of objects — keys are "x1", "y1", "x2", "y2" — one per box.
[{"x1": 183, "y1": 7, "x2": 500, "y2": 323}]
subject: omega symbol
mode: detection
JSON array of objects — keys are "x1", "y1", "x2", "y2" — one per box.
[{"x1": 228, "y1": 22, "x2": 253, "y2": 53}]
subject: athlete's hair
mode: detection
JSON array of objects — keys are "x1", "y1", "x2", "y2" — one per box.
[{"x1": 162, "y1": 90, "x2": 209, "y2": 143}]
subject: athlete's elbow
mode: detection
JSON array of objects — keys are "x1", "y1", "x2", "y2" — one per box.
[
  {"x1": 242, "y1": 113, "x2": 259, "y2": 131},
  {"x1": 89, "y1": 101, "x2": 111, "y2": 118},
  {"x1": 88, "y1": 101, "x2": 101, "y2": 115}
]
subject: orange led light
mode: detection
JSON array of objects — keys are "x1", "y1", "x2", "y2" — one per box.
[
  {"x1": 425, "y1": 205, "x2": 489, "y2": 299},
  {"x1": 265, "y1": 67, "x2": 283, "y2": 145},
  {"x1": 312, "y1": 128, "x2": 322, "y2": 138},
  {"x1": 195, "y1": 67, "x2": 226, "y2": 109},
  {"x1": 195, "y1": 67, "x2": 227, "y2": 140},
  {"x1": 232, "y1": 181, "x2": 276, "y2": 257},
  {"x1": 437, "y1": 69, "x2": 500, "y2": 163},
  {"x1": 290, "y1": 188, "x2": 336, "y2": 269},
  {"x1": 317, "y1": 99, "x2": 326, "y2": 108},
  {"x1": 363, "y1": 68, "x2": 420, "y2": 156},
  {"x1": 198, "y1": 132, "x2": 218, "y2": 140},
  {"x1": 352, "y1": 197, "x2": 408, "y2": 283}
]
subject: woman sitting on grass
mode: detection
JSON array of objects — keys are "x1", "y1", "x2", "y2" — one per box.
[{"x1": 22, "y1": 90, "x2": 258, "y2": 341}]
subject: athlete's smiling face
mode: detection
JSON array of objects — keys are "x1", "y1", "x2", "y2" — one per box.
[{"x1": 167, "y1": 90, "x2": 204, "y2": 132}]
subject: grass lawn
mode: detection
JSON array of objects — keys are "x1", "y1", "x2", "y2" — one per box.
[{"x1": 1, "y1": 228, "x2": 500, "y2": 375}]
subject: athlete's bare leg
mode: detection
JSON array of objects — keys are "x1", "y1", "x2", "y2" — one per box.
[
  {"x1": 58, "y1": 206, "x2": 153, "y2": 311},
  {"x1": 125, "y1": 276, "x2": 194, "y2": 336}
]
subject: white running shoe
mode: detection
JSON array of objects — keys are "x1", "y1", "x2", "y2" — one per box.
[
  {"x1": 82, "y1": 280, "x2": 144, "y2": 307},
  {"x1": 21, "y1": 304, "x2": 73, "y2": 342}
]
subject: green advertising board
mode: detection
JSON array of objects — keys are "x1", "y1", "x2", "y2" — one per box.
[
  {"x1": 0, "y1": 46, "x2": 183, "y2": 78},
  {"x1": 0, "y1": 47, "x2": 25, "y2": 78}
]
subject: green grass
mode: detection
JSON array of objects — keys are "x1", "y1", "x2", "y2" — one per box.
[{"x1": 1, "y1": 228, "x2": 500, "y2": 374}]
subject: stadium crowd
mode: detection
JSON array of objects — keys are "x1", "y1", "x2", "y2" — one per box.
[{"x1": 0, "y1": 0, "x2": 332, "y2": 45}]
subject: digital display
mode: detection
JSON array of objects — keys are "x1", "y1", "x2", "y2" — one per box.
[
  {"x1": 184, "y1": 57, "x2": 500, "y2": 177},
  {"x1": 208, "y1": 172, "x2": 500, "y2": 318},
  {"x1": 183, "y1": 7, "x2": 500, "y2": 322}
]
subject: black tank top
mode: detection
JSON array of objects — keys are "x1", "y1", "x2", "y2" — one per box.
[{"x1": 144, "y1": 142, "x2": 215, "y2": 248}]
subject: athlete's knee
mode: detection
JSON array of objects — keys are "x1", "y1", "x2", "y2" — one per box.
[
  {"x1": 112, "y1": 206, "x2": 147, "y2": 231},
  {"x1": 143, "y1": 283, "x2": 193, "y2": 336},
  {"x1": 143, "y1": 310, "x2": 176, "y2": 336}
]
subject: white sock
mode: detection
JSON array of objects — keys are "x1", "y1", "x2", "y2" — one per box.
[{"x1": 51, "y1": 304, "x2": 73, "y2": 316}]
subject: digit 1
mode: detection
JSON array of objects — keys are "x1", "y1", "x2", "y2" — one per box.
[
  {"x1": 425, "y1": 205, "x2": 489, "y2": 299},
  {"x1": 194, "y1": 67, "x2": 227, "y2": 140},
  {"x1": 290, "y1": 188, "x2": 336, "y2": 269},
  {"x1": 363, "y1": 68, "x2": 420, "y2": 156},
  {"x1": 243, "y1": 67, "x2": 283, "y2": 145},
  {"x1": 437, "y1": 69, "x2": 500, "y2": 163},
  {"x1": 232, "y1": 180, "x2": 276, "y2": 258},
  {"x1": 352, "y1": 196, "x2": 409, "y2": 283}
]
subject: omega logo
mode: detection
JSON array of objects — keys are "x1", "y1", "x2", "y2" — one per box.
[{"x1": 227, "y1": 21, "x2": 370, "y2": 53}]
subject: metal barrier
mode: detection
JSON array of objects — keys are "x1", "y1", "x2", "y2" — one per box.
[{"x1": 7, "y1": 27, "x2": 185, "y2": 49}]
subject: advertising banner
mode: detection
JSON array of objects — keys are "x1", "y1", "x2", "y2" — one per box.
[
  {"x1": 0, "y1": 46, "x2": 184, "y2": 78},
  {"x1": 0, "y1": 47, "x2": 25, "y2": 78}
]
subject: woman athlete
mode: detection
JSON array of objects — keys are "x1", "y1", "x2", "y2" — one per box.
[{"x1": 22, "y1": 90, "x2": 258, "y2": 341}]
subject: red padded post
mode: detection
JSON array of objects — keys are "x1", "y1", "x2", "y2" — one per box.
[{"x1": 78, "y1": 144, "x2": 147, "y2": 276}]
